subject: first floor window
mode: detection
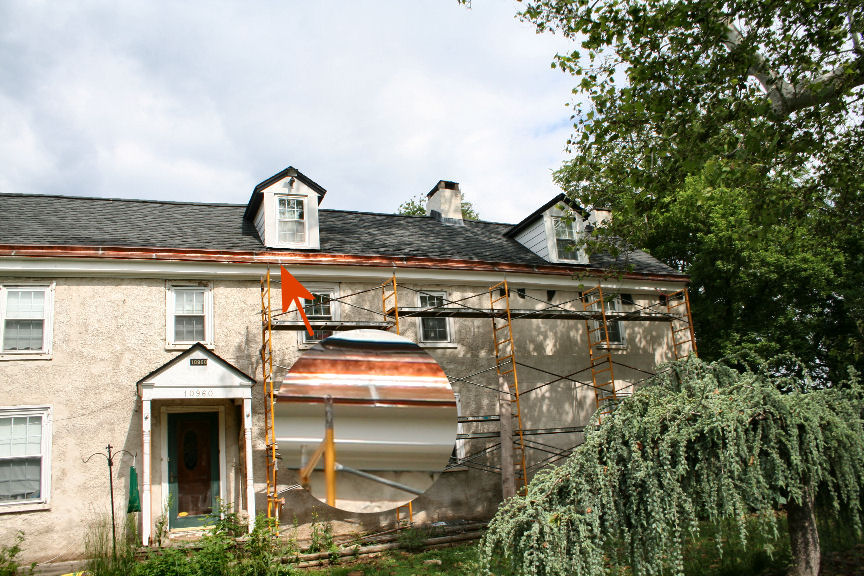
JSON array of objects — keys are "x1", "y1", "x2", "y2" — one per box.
[
  {"x1": 552, "y1": 216, "x2": 580, "y2": 261},
  {"x1": 277, "y1": 196, "x2": 306, "y2": 244},
  {"x1": 303, "y1": 290, "x2": 335, "y2": 343},
  {"x1": 167, "y1": 284, "x2": 213, "y2": 347},
  {"x1": 419, "y1": 292, "x2": 450, "y2": 342},
  {"x1": 1, "y1": 285, "x2": 53, "y2": 354},
  {"x1": 0, "y1": 407, "x2": 50, "y2": 504}
]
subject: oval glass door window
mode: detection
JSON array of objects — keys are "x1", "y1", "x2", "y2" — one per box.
[{"x1": 275, "y1": 330, "x2": 457, "y2": 513}]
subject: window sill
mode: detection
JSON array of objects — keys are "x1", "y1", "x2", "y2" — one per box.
[
  {"x1": 0, "y1": 500, "x2": 50, "y2": 514},
  {"x1": 165, "y1": 342, "x2": 214, "y2": 352},
  {"x1": 419, "y1": 342, "x2": 458, "y2": 349},
  {"x1": 0, "y1": 352, "x2": 52, "y2": 361}
]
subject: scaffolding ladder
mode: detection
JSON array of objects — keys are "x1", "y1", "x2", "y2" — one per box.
[
  {"x1": 381, "y1": 273, "x2": 400, "y2": 334},
  {"x1": 665, "y1": 289, "x2": 698, "y2": 359},
  {"x1": 260, "y1": 270, "x2": 281, "y2": 523},
  {"x1": 489, "y1": 280, "x2": 528, "y2": 490},
  {"x1": 581, "y1": 286, "x2": 619, "y2": 423}
]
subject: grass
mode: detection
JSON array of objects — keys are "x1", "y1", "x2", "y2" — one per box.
[
  {"x1": 303, "y1": 545, "x2": 480, "y2": 576},
  {"x1": 300, "y1": 514, "x2": 864, "y2": 576}
]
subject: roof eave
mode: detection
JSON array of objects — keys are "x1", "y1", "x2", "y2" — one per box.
[{"x1": 0, "y1": 243, "x2": 689, "y2": 282}]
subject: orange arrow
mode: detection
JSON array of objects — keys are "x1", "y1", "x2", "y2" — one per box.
[{"x1": 280, "y1": 266, "x2": 315, "y2": 337}]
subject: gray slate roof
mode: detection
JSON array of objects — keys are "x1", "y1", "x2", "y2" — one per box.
[{"x1": 0, "y1": 193, "x2": 683, "y2": 277}]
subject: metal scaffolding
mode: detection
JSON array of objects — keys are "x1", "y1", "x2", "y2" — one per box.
[{"x1": 259, "y1": 269, "x2": 697, "y2": 521}]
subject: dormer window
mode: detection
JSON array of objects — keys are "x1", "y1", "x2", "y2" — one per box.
[
  {"x1": 277, "y1": 197, "x2": 306, "y2": 244},
  {"x1": 552, "y1": 217, "x2": 580, "y2": 261},
  {"x1": 244, "y1": 166, "x2": 326, "y2": 250},
  {"x1": 505, "y1": 194, "x2": 591, "y2": 265}
]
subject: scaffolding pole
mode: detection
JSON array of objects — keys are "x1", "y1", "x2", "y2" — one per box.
[
  {"x1": 260, "y1": 269, "x2": 281, "y2": 525},
  {"x1": 489, "y1": 280, "x2": 528, "y2": 496}
]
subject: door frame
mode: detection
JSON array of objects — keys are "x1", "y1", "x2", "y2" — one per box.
[{"x1": 160, "y1": 406, "x2": 226, "y2": 528}]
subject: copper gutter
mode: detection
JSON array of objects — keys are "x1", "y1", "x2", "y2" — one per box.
[{"x1": 0, "y1": 244, "x2": 689, "y2": 282}]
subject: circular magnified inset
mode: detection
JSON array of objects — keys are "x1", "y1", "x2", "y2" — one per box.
[{"x1": 274, "y1": 330, "x2": 457, "y2": 513}]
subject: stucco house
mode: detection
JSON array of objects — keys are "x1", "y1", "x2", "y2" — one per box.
[{"x1": 0, "y1": 166, "x2": 691, "y2": 561}]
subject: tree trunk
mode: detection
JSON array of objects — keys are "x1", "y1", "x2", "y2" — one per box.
[{"x1": 787, "y1": 488, "x2": 820, "y2": 576}]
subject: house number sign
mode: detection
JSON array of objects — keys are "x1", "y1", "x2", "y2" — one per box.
[
  {"x1": 184, "y1": 389, "x2": 215, "y2": 398},
  {"x1": 190, "y1": 359, "x2": 207, "y2": 366}
]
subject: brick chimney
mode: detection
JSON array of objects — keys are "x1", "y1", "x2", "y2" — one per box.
[{"x1": 426, "y1": 180, "x2": 463, "y2": 224}]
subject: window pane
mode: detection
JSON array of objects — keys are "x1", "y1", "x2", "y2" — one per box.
[
  {"x1": 556, "y1": 238, "x2": 580, "y2": 260},
  {"x1": 27, "y1": 417, "x2": 42, "y2": 457},
  {"x1": 278, "y1": 220, "x2": 306, "y2": 243},
  {"x1": 0, "y1": 458, "x2": 41, "y2": 501},
  {"x1": 0, "y1": 418, "x2": 10, "y2": 458},
  {"x1": 304, "y1": 294, "x2": 331, "y2": 318},
  {"x1": 278, "y1": 198, "x2": 304, "y2": 220},
  {"x1": 421, "y1": 318, "x2": 449, "y2": 341},
  {"x1": 5, "y1": 290, "x2": 45, "y2": 319},
  {"x1": 10, "y1": 417, "x2": 27, "y2": 457},
  {"x1": 175, "y1": 289, "x2": 204, "y2": 314},
  {"x1": 3, "y1": 319, "x2": 44, "y2": 351},
  {"x1": 175, "y1": 315, "x2": 205, "y2": 342}
]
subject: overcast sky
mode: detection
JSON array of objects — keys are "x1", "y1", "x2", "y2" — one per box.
[{"x1": 0, "y1": 1, "x2": 577, "y2": 223}]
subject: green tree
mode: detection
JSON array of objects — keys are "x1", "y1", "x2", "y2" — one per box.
[
  {"x1": 516, "y1": 0, "x2": 864, "y2": 380},
  {"x1": 481, "y1": 356, "x2": 864, "y2": 576},
  {"x1": 397, "y1": 193, "x2": 480, "y2": 220}
]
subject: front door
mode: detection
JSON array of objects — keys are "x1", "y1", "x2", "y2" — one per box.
[{"x1": 168, "y1": 412, "x2": 219, "y2": 528}]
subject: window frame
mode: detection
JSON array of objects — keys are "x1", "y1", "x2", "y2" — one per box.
[
  {"x1": 276, "y1": 195, "x2": 307, "y2": 246},
  {"x1": 0, "y1": 405, "x2": 52, "y2": 511},
  {"x1": 299, "y1": 285, "x2": 340, "y2": 346},
  {"x1": 417, "y1": 290, "x2": 453, "y2": 345},
  {"x1": 0, "y1": 283, "x2": 55, "y2": 358},
  {"x1": 166, "y1": 282, "x2": 214, "y2": 349}
]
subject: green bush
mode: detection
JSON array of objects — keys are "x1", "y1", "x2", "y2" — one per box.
[{"x1": 0, "y1": 532, "x2": 35, "y2": 576}]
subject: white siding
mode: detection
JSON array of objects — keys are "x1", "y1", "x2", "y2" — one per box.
[
  {"x1": 254, "y1": 204, "x2": 265, "y2": 242},
  {"x1": 514, "y1": 217, "x2": 550, "y2": 260}
]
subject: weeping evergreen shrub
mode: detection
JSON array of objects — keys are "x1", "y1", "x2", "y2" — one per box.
[{"x1": 480, "y1": 356, "x2": 864, "y2": 576}]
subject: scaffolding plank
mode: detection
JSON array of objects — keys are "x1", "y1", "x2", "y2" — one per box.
[
  {"x1": 272, "y1": 320, "x2": 393, "y2": 330},
  {"x1": 390, "y1": 307, "x2": 674, "y2": 321}
]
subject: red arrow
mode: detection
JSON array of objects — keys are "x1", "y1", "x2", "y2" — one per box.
[{"x1": 280, "y1": 266, "x2": 315, "y2": 337}]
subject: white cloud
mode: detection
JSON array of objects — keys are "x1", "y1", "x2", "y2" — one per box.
[{"x1": 0, "y1": 0, "x2": 578, "y2": 222}]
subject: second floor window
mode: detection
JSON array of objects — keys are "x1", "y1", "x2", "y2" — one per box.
[
  {"x1": 277, "y1": 197, "x2": 306, "y2": 244},
  {"x1": 1, "y1": 285, "x2": 53, "y2": 354},
  {"x1": 419, "y1": 292, "x2": 450, "y2": 342},
  {"x1": 167, "y1": 284, "x2": 213, "y2": 347}
]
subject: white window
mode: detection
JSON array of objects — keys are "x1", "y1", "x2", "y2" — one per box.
[
  {"x1": 302, "y1": 288, "x2": 338, "y2": 344},
  {"x1": 0, "y1": 406, "x2": 51, "y2": 506},
  {"x1": 1, "y1": 284, "x2": 54, "y2": 356},
  {"x1": 277, "y1": 196, "x2": 306, "y2": 244},
  {"x1": 552, "y1": 216, "x2": 580, "y2": 261},
  {"x1": 166, "y1": 283, "x2": 213, "y2": 347},
  {"x1": 419, "y1": 291, "x2": 450, "y2": 343}
]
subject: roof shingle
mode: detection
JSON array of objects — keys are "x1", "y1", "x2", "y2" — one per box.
[{"x1": 0, "y1": 193, "x2": 683, "y2": 277}]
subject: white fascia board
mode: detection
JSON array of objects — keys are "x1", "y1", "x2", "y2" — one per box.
[{"x1": 0, "y1": 257, "x2": 687, "y2": 292}]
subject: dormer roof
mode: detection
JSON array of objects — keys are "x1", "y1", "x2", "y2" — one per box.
[
  {"x1": 243, "y1": 166, "x2": 327, "y2": 221},
  {"x1": 504, "y1": 194, "x2": 588, "y2": 238}
]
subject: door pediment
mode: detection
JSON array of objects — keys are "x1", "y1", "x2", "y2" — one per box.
[{"x1": 137, "y1": 343, "x2": 254, "y2": 401}]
